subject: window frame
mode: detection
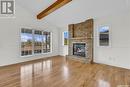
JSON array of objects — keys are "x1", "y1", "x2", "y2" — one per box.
[{"x1": 20, "y1": 28, "x2": 52, "y2": 57}]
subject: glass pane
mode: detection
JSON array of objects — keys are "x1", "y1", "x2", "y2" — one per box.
[
  {"x1": 34, "y1": 30, "x2": 42, "y2": 54},
  {"x1": 21, "y1": 29, "x2": 33, "y2": 56},
  {"x1": 64, "y1": 32, "x2": 69, "y2": 45},
  {"x1": 43, "y1": 32, "x2": 47, "y2": 53},
  {"x1": 43, "y1": 32, "x2": 51, "y2": 53},
  {"x1": 46, "y1": 32, "x2": 51, "y2": 52},
  {"x1": 99, "y1": 26, "x2": 109, "y2": 46}
]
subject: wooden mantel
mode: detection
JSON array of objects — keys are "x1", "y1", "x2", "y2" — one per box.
[{"x1": 37, "y1": 0, "x2": 72, "y2": 19}]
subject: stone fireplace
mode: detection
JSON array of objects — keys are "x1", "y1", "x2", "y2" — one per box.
[{"x1": 67, "y1": 19, "x2": 94, "y2": 63}]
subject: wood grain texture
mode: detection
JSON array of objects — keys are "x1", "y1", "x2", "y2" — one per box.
[
  {"x1": 0, "y1": 56, "x2": 130, "y2": 87},
  {"x1": 37, "y1": 0, "x2": 72, "y2": 19}
]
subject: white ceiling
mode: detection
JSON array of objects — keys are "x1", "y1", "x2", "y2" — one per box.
[{"x1": 17, "y1": 0, "x2": 129, "y2": 28}]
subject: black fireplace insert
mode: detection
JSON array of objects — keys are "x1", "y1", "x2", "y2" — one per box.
[{"x1": 73, "y1": 43, "x2": 86, "y2": 57}]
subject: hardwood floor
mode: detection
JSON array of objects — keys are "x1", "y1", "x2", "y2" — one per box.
[{"x1": 0, "y1": 56, "x2": 130, "y2": 87}]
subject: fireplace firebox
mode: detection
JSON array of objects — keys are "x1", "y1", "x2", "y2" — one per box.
[{"x1": 73, "y1": 43, "x2": 86, "y2": 57}]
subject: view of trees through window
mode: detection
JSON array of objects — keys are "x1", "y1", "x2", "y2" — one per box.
[
  {"x1": 34, "y1": 30, "x2": 42, "y2": 54},
  {"x1": 63, "y1": 31, "x2": 69, "y2": 45},
  {"x1": 43, "y1": 32, "x2": 51, "y2": 53},
  {"x1": 21, "y1": 28, "x2": 51, "y2": 56},
  {"x1": 21, "y1": 29, "x2": 33, "y2": 56}
]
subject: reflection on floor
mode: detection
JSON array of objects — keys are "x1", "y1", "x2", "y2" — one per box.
[{"x1": 0, "y1": 56, "x2": 130, "y2": 87}]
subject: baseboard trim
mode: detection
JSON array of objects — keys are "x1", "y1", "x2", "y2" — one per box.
[{"x1": 95, "y1": 61, "x2": 130, "y2": 70}]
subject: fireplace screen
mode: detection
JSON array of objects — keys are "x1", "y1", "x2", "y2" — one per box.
[{"x1": 73, "y1": 43, "x2": 86, "y2": 57}]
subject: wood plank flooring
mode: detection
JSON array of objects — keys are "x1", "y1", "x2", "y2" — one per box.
[{"x1": 0, "y1": 56, "x2": 130, "y2": 87}]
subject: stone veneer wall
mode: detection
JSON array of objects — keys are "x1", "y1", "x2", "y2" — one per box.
[{"x1": 68, "y1": 19, "x2": 93, "y2": 63}]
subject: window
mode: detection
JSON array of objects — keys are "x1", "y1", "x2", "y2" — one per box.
[
  {"x1": 34, "y1": 30, "x2": 42, "y2": 54},
  {"x1": 21, "y1": 29, "x2": 33, "y2": 56},
  {"x1": 63, "y1": 31, "x2": 69, "y2": 45},
  {"x1": 21, "y1": 28, "x2": 51, "y2": 56},
  {"x1": 43, "y1": 32, "x2": 51, "y2": 53},
  {"x1": 46, "y1": 32, "x2": 51, "y2": 52},
  {"x1": 99, "y1": 26, "x2": 109, "y2": 46}
]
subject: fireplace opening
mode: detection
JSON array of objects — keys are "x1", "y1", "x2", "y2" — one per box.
[{"x1": 73, "y1": 43, "x2": 86, "y2": 57}]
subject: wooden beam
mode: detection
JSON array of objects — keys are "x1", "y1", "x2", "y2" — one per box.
[{"x1": 37, "y1": 0, "x2": 72, "y2": 19}]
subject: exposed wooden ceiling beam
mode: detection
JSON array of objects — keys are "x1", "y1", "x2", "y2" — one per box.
[{"x1": 37, "y1": 0, "x2": 72, "y2": 19}]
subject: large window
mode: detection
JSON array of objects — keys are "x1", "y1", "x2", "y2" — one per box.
[
  {"x1": 63, "y1": 31, "x2": 69, "y2": 45},
  {"x1": 21, "y1": 28, "x2": 51, "y2": 56}
]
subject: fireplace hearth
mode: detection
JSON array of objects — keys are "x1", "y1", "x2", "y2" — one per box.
[{"x1": 73, "y1": 43, "x2": 86, "y2": 57}]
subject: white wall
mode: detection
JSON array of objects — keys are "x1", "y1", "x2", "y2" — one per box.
[
  {"x1": 0, "y1": 4, "x2": 59, "y2": 66},
  {"x1": 58, "y1": 28, "x2": 68, "y2": 56},
  {"x1": 94, "y1": 10, "x2": 130, "y2": 69}
]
